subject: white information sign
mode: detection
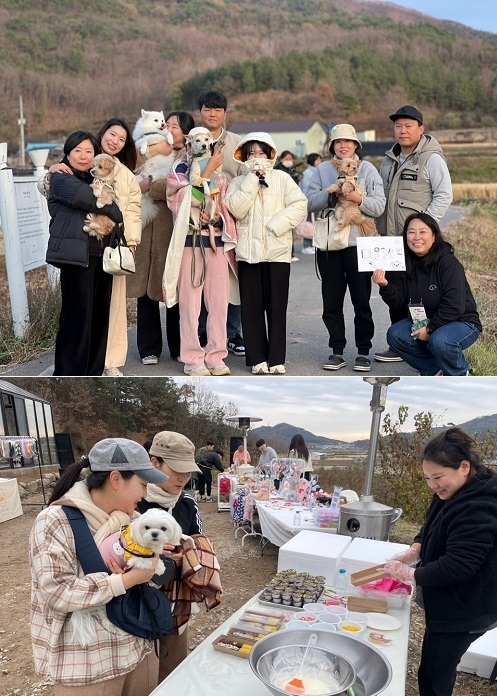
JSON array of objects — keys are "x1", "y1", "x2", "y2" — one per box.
[
  {"x1": 14, "y1": 176, "x2": 48, "y2": 271},
  {"x1": 356, "y1": 236, "x2": 406, "y2": 272}
]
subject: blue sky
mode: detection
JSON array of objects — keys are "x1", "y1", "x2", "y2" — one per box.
[
  {"x1": 382, "y1": 0, "x2": 497, "y2": 34},
  {"x1": 174, "y1": 377, "x2": 497, "y2": 442}
]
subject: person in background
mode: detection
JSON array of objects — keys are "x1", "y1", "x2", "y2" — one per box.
[
  {"x1": 299, "y1": 153, "x2": 322, "y2": 254},
  {"x1": 225, "y1": 132, "x2": 307, "y2": 375},
  {"x1": 233, "y1": 441, "x2": 252, "y2": 468},
  {"x1": 256, "y1": 438, "x2": 277, "y2": 468},
  {"x1": 307, "y1": 123, "x2": 385, "y2": 373},
  {"x1": 196, "y1": 445, "x2": 224, "y2": 501},
  {"x1": 41, "y1": 119, "x2": 141, "y2": 376},
  {"x1": 372, "y1": 213, "x2": 481, "y2": 376},
  {"x1": 384, "y1": 427, "x2": 497, "y2": 696},
  {"x1": 275, "y1": 149, "x2": 302, "y2": 261},
  {"x1": 29, "y1": 437, "x2": 169, "y2": 695},
  {"x1": 138, "y1": 431, "x2": 205, "y2": 681},
  {"x1": 288, "y1": 433, "x2": 313, "y2": 480},
  {"x1": 46, "y1": 131, "x2": 125, "y2": 376},
  {"x1": 197, "y1": 90, "x2": 245, "y2": 358},
  {"x1": 374, "y1": 105, "x2": 453, "y2": 364},
  {"x1": 127, "y1": 111, "x2": 195, "y2": 367}
]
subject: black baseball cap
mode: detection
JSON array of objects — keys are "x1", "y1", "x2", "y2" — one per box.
[{"x1": 389, "y1": 105, "x2": 423, "y2": 125}]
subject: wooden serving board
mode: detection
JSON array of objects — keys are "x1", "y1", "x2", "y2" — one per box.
[
  {"x1": 347, "y1": 596, "x2": 388, "y2": 613},
  {"x1": 350, "y1": 565, "x2": 387, "y2": 587}
]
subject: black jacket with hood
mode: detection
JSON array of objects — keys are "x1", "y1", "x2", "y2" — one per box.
[
  {"x1": 379, "y1": 243, "x2": 481, "y2": 334},
  {"x1": 46, "y1": 171, "x2": 123, "y2": 268},
  {"x1": 413, "y1": 467, "x2": 497, "y2": 632}
]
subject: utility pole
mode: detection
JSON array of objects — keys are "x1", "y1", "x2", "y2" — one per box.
[{"x1": 18, "y1": 96, "x2": 26, "y2": 167}]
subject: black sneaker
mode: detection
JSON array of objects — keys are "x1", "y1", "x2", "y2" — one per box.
[
  {"x1": 323, "y1": 355, "x2": 346, "y2": 371},
  {"x1": 374, "y1": 349, "x2": 403, "y2": 362},
  {"x1": 227, "y1": 334, "x2": 245, "y2": 356},
  {"x1": 354, "y1": 355, "x2": 371, "y2": 372}
]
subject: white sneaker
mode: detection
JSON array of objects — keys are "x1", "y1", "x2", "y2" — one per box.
[
  {"x1": 269, "y1": 364, "x2": 286, "y2": 374},
  {"x1": 205, "y1": 497, "x2": 213, "y2": 502},
  {"x1": 142, "y1": 355, "x2": 159, "y2": 365},
  {"x1": 252, "y1": 361, "x2": 269, "y2": 375},
  {"x1": 103, "y1": 367, "x2": 123, "y2": 376},
  {"x1": 209, "y1": 364, "x2": 231, "y2": 376},
  {"x1": 184, "y1": 365, "x2": 211, "y2": 376},
  {"x1": 301, "y1": 247, "x2": 315, "y2": 254}
]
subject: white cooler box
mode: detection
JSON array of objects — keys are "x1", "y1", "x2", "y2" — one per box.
[
  {"x1": 277, "y1": 530, "x2": 352, "y2": 585},
  {"x1": 457, "y1": 626, "x2": 497, "y2": 680},
  {"x1": 340, "y1": 537, "x2": 410, "y2": 608}
]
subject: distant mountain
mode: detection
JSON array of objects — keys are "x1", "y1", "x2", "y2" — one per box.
[
  {"x1": 251, "y1": 414, "x2": 497, "y2": 451},
  {"x1": 251, "y1": 422, "x2": 365, "y2": 449},
  {"x1": 1, "y1": 0, "x2": 496, "y2": 145}
]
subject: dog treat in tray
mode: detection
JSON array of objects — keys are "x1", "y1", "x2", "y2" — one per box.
[
  {"x1": 258, "y1": 569, "x2": 326, "y2": 608},
  {"x1": 212, "y1": 634, "x2": 257, "y2": 658},
  {"x1": 240, "y1": 612, "x2": 284, "y2": 628}
]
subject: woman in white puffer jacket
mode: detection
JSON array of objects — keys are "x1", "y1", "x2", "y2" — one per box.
[{"x1": 225, "y1": 132, "x2": 307, "y2": 375}]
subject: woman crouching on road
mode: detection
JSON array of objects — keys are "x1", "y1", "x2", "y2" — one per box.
[{"x1": 372, "y1": 212, "x2": 481, "y2": 375}]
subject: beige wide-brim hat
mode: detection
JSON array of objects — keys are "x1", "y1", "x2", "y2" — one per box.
[
  {"x1": 149, "y1": 431, "x2": 201, "y2": 473},
  {"x1": 328, "y1": 123, "x2": 362, "y2": 151}
]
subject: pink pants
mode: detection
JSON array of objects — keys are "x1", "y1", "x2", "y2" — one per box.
[{"x1": 178, "y1": 244, "x2": 229, "y2": 370}]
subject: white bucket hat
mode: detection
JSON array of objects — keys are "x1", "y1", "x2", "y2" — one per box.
[{"x1": 328, "y1": 123, "x2": 362, "y2": 151}]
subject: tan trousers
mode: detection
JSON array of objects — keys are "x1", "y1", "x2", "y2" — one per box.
[
  {"x1": 158, "y1": 626, "x2": 189, "y2": 683},
  {"x1": 53, "y1": 651, "x2": 159, "y2": 696},
  {"x1": 105, "y1": 275, "x2": 128, "y2": 369}
]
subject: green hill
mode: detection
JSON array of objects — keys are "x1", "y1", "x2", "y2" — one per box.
[{"x1": 1, "y1": 0, "x2": 496, "y2": 147}]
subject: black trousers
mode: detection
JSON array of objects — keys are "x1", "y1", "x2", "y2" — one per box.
[
  {"x1": 316, "y1": 247, "x2": 374, "y2": 355},
  {"x1": 136, "y1": 294, "x2": 180, "y2": 360},
  {"x1": 54, "y1": 256, "x2": 113, "y2": 376},
  {"x1": 197, "y1": 467, "x2": 213, "y2": 497},
  {"x1": 418, "y1": 628, "x2": 484, "y2": 696},
  {"x1": 238, "y1": 261, "x2": 290, "y2": 368}
]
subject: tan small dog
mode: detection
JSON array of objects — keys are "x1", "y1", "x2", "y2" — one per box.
[
  {"x1": 186, "y1": 126, "x2": 222, "y2": 252},
  {"x1": 327, "y1": 157, "x2": 376, "y2": 236},
  {"x1": 83, "y1": 153, "x2": 118, "y2": 240}
]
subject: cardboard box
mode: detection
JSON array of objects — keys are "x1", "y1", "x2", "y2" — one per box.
[
  {"x1": 457, "y1": 627, "x2": 497, "y2": 679},
  {"x1": 277, "y1": 530, "x2": 352, "y2": 585}
]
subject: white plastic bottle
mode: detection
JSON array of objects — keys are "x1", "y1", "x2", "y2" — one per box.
[
  {"x1": 293, "y1": 510, "x2": 301, "y2": 526},
  {"x1": 335, "y1": 567, "x2": 348, "y2": 594}
]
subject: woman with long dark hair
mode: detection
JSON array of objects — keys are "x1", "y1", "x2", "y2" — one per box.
[
  {"x1": 384, "y1": 427, "x2": 497, "y2": 696},
  {"x1": 127, "y1": 111, "x2": 195, "y2": 366},
  {"x1": 372, "y1": 212, "x2": 481, "y2": 375},
  {"x1": 46, "y1": 131, "x2": 125, "y2": 375},
  {"x1": 29, "y1": 438, "x2": 168, "y2": 694},
  {"x1": 288, "y1": 433, "x2": 313, "y2": 480},
  {"x1": 41, "y1": 118, "x2": 142, "y2": 375}
]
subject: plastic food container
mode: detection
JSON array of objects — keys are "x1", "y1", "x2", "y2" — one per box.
[
  {"x1": 294, "y1": 611, "x2": 318, "y2": 624},
  {"x1": 346, "y1": 611, "x2": 368, "y2": 626},
  {"x1": 338, "y1": 621, "x2": 364, "y2": 635},
  {"x1": 319, "y1": 612, "x2": 341, "y2": 624}
]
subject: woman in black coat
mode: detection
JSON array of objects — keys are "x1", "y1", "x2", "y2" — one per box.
[
  {"x1": 372, "y1": 213, "x2": 481, "y2": 375},
  {"x1": 46, "y1": 131, "x2": 123, "y2": 376},
  {"x1": 385, "y1": 427, "x2": 497, "y2": 696}
]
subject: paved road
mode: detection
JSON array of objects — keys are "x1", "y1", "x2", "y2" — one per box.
[{"x1": 1, "y1": 208, "x2": 465, "y2": 378}]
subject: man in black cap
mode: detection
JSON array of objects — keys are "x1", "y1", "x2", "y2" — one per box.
[{"x1": 374, "y1": 105, "x2": 453, "y2": 363}]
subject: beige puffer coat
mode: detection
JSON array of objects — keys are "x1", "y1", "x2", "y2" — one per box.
[{"x1": 225, "y1": 132, "x2": 307, "y2": 264}]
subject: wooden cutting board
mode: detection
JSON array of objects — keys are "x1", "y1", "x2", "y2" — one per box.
[
  {"x1": 350, "y1": 565, "x2": 387, "y2": 587},
  {"x1": 346, "y1": 596, "x2": 388, "y2": 613}
]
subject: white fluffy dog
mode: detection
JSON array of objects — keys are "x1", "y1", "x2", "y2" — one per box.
[
  {"x1": 69, "y1": 508, "x2": 183, "y2": 647},
  {"x1": 133, "y1": 109, "x2": 176, "y2": 225}
]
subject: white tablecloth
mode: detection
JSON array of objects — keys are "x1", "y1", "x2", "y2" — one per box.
[
  {"x1": 151, "y1": 590, "x2": 411, "y2": 696},
  {"x1": 0, "y1": 478, "x2": 22, "y2": 523},
  {"x1": 256, "y1": 502, "x2": 337, "y2": 547}
]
